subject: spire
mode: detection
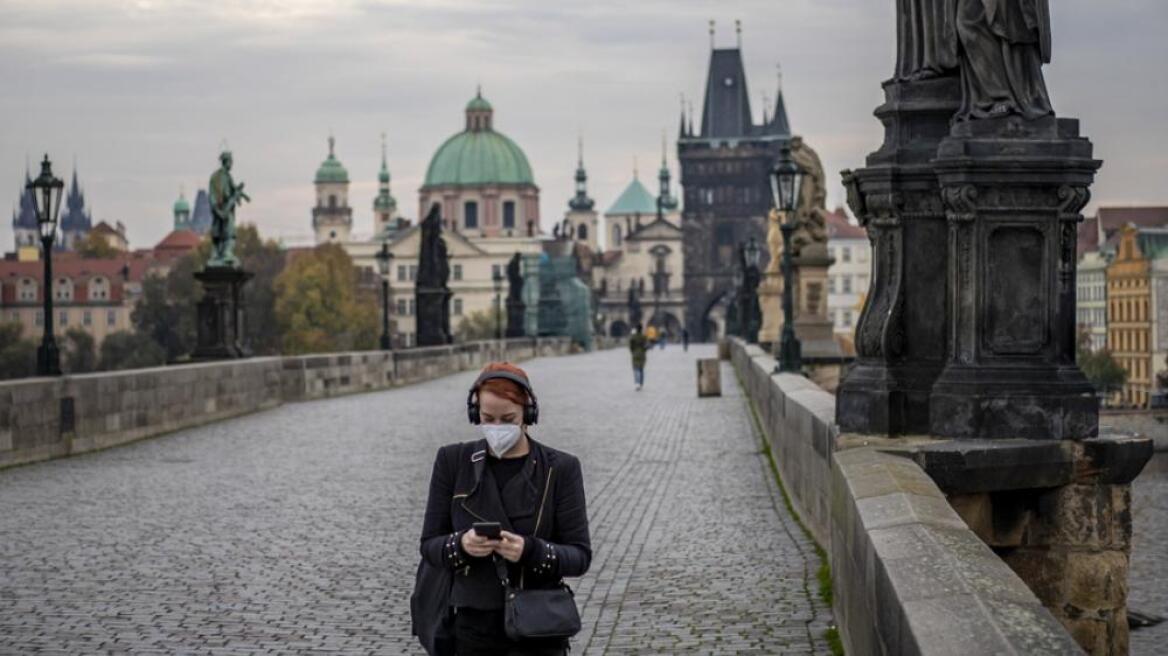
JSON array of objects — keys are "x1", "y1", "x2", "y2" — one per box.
[
  {"x1": 735, "y1": 19, "x2": 742, "y2": 49},
  {"x1": 762, "y1": 91, "x2": 770, "y2": 125},
  {"x1": 658, "y1": 131, "x2": 678, "y2": 213},
  {"x1": 770, "y1": 63, "x2": 791, "y2": 136},
  {"x1": 688, "y1": 100, "x2": 695, "y2": 135},
  {"x1": 633, "y1": 155, "x2": 639, "y2": 180},
  {"x1": 708, "y1": 19, "x2": 715, "y2": 49},
  {"x1": 569, "y1": 135, "x2": 594, "y2": 212},
  {"x1": 379, "y1": 132, "x2": 390, "y2": 183},
  {"x1": 328, "y1": 133, "x2": 335, "y2": 158},
  {"x1": 679, "y1": 93, "x2": 687, "y2": 138}
]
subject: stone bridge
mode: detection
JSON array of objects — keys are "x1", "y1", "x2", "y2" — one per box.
[{"x1": 0, "y1": 339, "x2": 1162, "y2": 654}]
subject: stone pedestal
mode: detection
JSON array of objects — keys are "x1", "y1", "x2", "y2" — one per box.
[
  {"x1": 793, "y1": 245, "x2": 842, "y2": 361},
  {"x1": 930, "y1": 116, "x2": 1101, "y2": 440},
  {"x1": 836, "y1": 76, "x2": 960, "y2": 436},
  {"x1": 506, "y1": 297, "x2": 526, "y2": 338},
  {"x1": 901, "y1": 435, "x2": 1153, "y2": 656},
  {"x1": 193, "y1": 266, "x2": 253, "y2": 360},
  {"x1": 757, "y1": 272, "x2": 783, "y2": 347},
  {"x1": 416, "y1": 287, "x2": 452, "y2": 347}
]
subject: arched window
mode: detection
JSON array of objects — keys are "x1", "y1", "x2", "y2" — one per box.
[
  {"x1": 54, "y1": 277, "x2": 73, "y2": 302},
  {"x1": 464, "y1": 201, "x2": 479, "y2": 229},
  {"x1": 577, "y1": 223, "x2": 588, "y2": 241},
  {"x1": 502, "y1": 201, "x2": 516, "y2": 229},
  {"x1": 329, "y1": 194, "x2": 337, "y2": 208},
  {"x1": 88, "y1": 276, "x2": 110, "y2": 301}
]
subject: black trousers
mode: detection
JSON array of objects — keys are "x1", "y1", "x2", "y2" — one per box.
[{"x1": 454, "y1": 607, "x2": 567, "y2": 656}]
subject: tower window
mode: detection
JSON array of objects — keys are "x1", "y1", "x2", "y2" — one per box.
[
  {"x1": 329, "y1": 195, "x2": 337, "y2": 208},
  {"x1": 464, "y1": 201, "x2": 479, "y2": 229},
  {"x1": 577, "y1": 223, "x2": 588, "y2": 241},
  {"x1": 613, "y1": 225, "x2": 622, "y2": 248},
  {"x1": 503, "y1": 201, "x2": 516, "y2": 229}
]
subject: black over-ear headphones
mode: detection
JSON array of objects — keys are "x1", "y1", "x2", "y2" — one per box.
[{"x1": 467, "y1": 370, "x2": 539, "y2": 426}]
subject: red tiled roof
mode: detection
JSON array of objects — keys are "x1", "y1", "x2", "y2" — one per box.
[
  {"x1": 0, "y1": 256, "x2": 155, "y2": 305},
  {"x1": 1079, "y1": 207, "x2": 1168, "y2": 256},
  {"x1": 154, "y1": 229, "x2": 202, "y2": 252},
  {"x1": 825, "y1": 207, "x2": 866, "y2": 240}
]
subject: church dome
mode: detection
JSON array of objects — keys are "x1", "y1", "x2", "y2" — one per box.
[
  {"x1": 423, "y1": 91, "x2": 534, "y2": 188},
  {"x1": 173, "y1": 191, "x2": 190, "y2": 215},
  {"x1": 315, "y1": 136, "x2": 349, "y2": 184}
]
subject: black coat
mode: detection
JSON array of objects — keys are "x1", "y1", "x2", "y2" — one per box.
[{"x1": 419, "y1": 437, "x2": 592, "y2": 610}]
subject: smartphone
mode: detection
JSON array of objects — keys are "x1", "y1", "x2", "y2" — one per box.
[{"x1": 473, "y1": 522, "x2": 502, "y2": 539}]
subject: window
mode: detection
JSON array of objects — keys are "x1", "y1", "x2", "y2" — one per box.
[
  {"x1": 612, "y1": 225, "x2": 622, "y2": 248},
  {"x1": 397, "y1": 265, "x2": 406, "y2": 282},
  {"x1": 409, "y1": 265, "x2": 418, "y2": 281},
  {"x1": 503, "y1": 201, "x2": 516, "y2": 229},
  {"x1": 842, "y1": 276, "x2": 853, "y2": 294},
  {"x1": 841, "y1": 247, "x2": 852, "y2": 263},
  {"x1": 107, "y1": 310, "x2": 116, "y2": 326},
  {"x1": 453, "y1": 298, "x2": 463, "y2": 315},
  {"x1": 577, "y1": 223, "x2": 588, "y2": 241},
  {"x1": 409, "y1": 299, "x2": 416, "y2": 316},
  {"x1": 453, "y1": 264, "x2": 463, "y2": 281},
  {"x1": 492, "y1": 264, "x2": 502, "y2": 280},
  {"x1": 843, "y1": 310, "x2": 853, "y2": 328},
  {"x1": 18, "y1": 277, "x2": 36, "y2": 301},
  {"x1": 35, "y1": 310, "x2": 43, "y2": 326},
  {"x1": 464, "y1": 201, "x2": 478, "y2": 229},
  {"x1": 83, "y1": 311, "x2": 92, "y2": 326},
  {"x1": 329, "y1": 194, "x2": 337, "y2": 208},
  {"x1": 396, "y1": 299, "x2": 407, "y2": 316},
  {"x1": 89, "y1": 276, "x2": 109, "y2": 301},
  {"x1": 828, "y1": 277, "x2": 836, "y2": 294},
  {"x1": 59, "y1": 310, "x2": 68, "y2": 326}
]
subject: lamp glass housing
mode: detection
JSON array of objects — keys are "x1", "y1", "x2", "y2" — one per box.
[{"x1": 27, "y1": 155, "x2": 64, "y2": 240}]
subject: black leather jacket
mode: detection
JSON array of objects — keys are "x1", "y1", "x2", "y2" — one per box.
[{"x1": 419, "y1": 437, "x2": 592, "y2": 610}]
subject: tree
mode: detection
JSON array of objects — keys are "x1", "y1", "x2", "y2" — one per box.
[
  {"x1": 99, "y1": 331, "x2": 166, "y2": 371},
  {"x1": 274, "y1": 243, "x2": 377, "y2": 355},
  {"x1": 76, "y1": 231, "x2": 119, "y2": 258},
  {"x1": 455, "y1": 307, "x2": 504, "y2": 343},
  {"x1": 133, "y1": 273, "x2": 192, "y2": 361},
  {"x1": 61, "y1": 327, "x2": 97, "y2": 374},
  {"x1": 1076, "y1": 329, "x2": 1127, "y2": 400},
  {"x1": 233, "y1": 223, "x2": 286, "y2": 355},
  {"x1": 0, "y1": 322, "x2": 36, "y2": 380}
]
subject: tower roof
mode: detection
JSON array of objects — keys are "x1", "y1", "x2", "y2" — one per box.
[
  {"x1": 569, "y1": 137, "x2": 594, "y2": 212},
  {"x1": 605, "y1": 177, "x2": 658, "y2": 217},
  {"x1": 173, "y1": 190, "x2": 190, "y2": 215},
  {"x1": 60, "y1": 168, "x2": 93, "y2": 232},
  {"x1": 700, "y1": 49, "x2": 754, "y2": 139},
  {"x1": 315, "y1": 136, "x2": 350, "y2": 184},
  {"x1": 11, "y1": 171, "x2": 37, "y2": 229}
]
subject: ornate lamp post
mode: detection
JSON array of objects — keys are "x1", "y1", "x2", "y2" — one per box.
[
  {"x1": 741, "y1": 236, "x2": 762, "y2": 343},
  {"x1": 769, "y1": 143, "x2": 806, "y2": 373},
  {"x1": 375, "y1": 240, "x2": 394, "y2": 350},
  {"x1": 492, "y1": 267, "x2": 504, "y2": 340},
  {"x1": 28, "y1": 156, "x2": 65, "y2": 376}
]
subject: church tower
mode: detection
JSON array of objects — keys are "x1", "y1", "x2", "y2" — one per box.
[
  {"x1": 679, "y1": 21, "x2": 791, "y2": 341},
  {"x1": 564, "y1": 137, "x2": 598, "y2": 251},
  {"x1": 11, "y1": 170, "x2": 38, "y2": 249},
  {"x1": 373, "y1": 133, "x2": 401, "y2": 237},
  {"x1": 59, "y1": 168, "x2": 94, "y2": 251},
  {"x1": 173, "y1": 189, "x2": 191, "y2": 231},
  {"x1": 312, "y1": 135, "x2": 353, "y2": 244}
]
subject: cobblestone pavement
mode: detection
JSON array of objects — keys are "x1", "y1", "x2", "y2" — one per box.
[
  {"x1": 0, "y1": 345, "x2": 832, "y2": 654},
  {"x1": 1130, "y1": 451, "x2": 1168, "y2": 656}
]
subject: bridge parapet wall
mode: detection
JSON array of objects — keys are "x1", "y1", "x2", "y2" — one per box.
[
  {"x1": 728, "y1": 338, "x2": 1085, "y2": 655},
  {"x1": 1, "y1": 337, "x2": 577, "y2": 470}
]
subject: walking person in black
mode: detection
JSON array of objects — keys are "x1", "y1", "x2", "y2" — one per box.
[{"x1": 416, "y1": 362, "x2": 591, "y2": 655}]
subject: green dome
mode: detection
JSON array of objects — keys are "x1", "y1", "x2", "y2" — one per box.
[
  {"x1": 424, "y1": 130, "x2": 534, "y2": 187},
  {"x1": 315, "y1": 136, "x2": 349, "y2": 184},
  {"x1": 466, "y1": 95, "x2": 493, "y2": 112},
  {"x1": 173, "y1": 193, "x2": 190, "y2": 214}
]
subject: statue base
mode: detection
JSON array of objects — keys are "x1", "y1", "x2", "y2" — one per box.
[
  {"x1": 505, "y1": 298, "x2": 527, "y2": 338},
  {"x1": 757, "y1": 272, "x2": 783, "y2": 346},
  {"x1": 193, "y1": 266, "x2": 253, "y2": 360},
  {"x1": 416, "y1": 287, "x2": 453, "y2": 347},
  {"x1": 793, "y1": 249, "x2": 843, "y2": 361}
]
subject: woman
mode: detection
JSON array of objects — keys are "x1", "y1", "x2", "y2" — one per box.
[{"x1": 419, "y1": 362, "x2": 592, "y2": 656}]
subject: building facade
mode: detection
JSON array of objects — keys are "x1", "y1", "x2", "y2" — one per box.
[
  {"x1": 1076, "y1": 250, "x2": 1110, "y2": 351},
  {"x1": 679, "y1": 43, "x2": 791, "y2": 341},
  {"x1": 312, "y1": 136, "x2": 354, "y2": 245},
  {"x1": 1105, "y1": 226, "x2": 1167, "y2": 408},
  {"x1": 825, "y1": 209, "x2": 869, "y2": 341}
]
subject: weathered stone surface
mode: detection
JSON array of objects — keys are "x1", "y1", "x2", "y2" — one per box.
[{"x1": 696, "y1": 358, "x2": 721, "y2": 397}]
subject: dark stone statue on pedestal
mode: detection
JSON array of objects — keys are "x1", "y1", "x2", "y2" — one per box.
[
  {"x1": 626, "y1": 285, "x2": 642, "y2": 328},
  {"x1": 416, "y1": 204, "x2": 453, "y2": 347},
  {"x1": 505, "y1": 252, "x2": 526, "y2": 338},
  {"x1": 193, "y1": 150, "x2": 253, "y2": 360}
]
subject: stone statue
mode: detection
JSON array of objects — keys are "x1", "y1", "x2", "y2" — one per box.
[
  {"x1": 896, "y1": 0, "x2": 959, "y2": 80},
  {"x1": 788, "y1": 137, "x2": 828, "y2": 256},
  {"x1": 208, "y1": 150, "x2": 249, "y2": 268},
  {"x1": 765, "y1": 208, "x2": 784, "y2": 275},
  {"x1": 507, "y1": 252, "x2": 524, "y2": 301},
  {"x1": 951, "y1": 0, "x2": 1052, "y2": 121},
  {"x1": 416, "y1": 204, "x2": 452, "y2": 346},
  {"x1": 627, "y1": 285, "x2": 642, "y2": 327}
]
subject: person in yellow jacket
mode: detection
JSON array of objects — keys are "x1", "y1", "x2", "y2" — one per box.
[{"x1": 644, "y1": 325, "x2": 658, "y2": 345}]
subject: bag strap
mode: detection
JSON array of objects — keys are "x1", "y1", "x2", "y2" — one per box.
[{"x1": 494, "y1": 465, "x2": 555, "y2": 590}]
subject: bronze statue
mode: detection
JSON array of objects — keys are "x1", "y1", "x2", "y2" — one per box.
[
  {"x1": 951, "y1": 0, "x2": 1052, "y2": 121},
  {"x1": 208, "y1": 150, "x2": 249, "y2": 268}
]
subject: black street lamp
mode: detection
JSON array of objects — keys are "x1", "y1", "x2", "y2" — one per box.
[
  {"x1": 375, "y1": 240, "x2": 394, "y2": 350},
  {"x1": 769, "y1": 143, "x2": 806, "y2": 374},
  {"x1": 492, "y1": 267, "x2": 504, "y2": 340},
  {"x1": 28, "y1": 155, "x2": 65, "y2": 377},
  {"x1": 741, "y1": 236, "x2": 763, "y2": 344}
]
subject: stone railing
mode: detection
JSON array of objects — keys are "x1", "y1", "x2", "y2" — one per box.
[
  {"x1": 0, "y1": 337, "x2": 580, "y2": 470},
  {"x1": 729, "y1": 338, "x2": 1087, "y2": 655}
]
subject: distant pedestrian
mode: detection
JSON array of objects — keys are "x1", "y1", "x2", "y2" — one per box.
[
  {"x1": 629, "y1": 324, "x2": 649, "y2": 391},
  {"x1": 657, "y1": 329, "x2": 667, "y2": 350},
  {"x1": 682, "y1": 328, "x2": 689, "y2": 352}
]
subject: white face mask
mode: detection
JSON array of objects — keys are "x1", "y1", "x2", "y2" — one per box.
[{"x1": 480, "y1": 423, "x2": 522, "y2": 458}]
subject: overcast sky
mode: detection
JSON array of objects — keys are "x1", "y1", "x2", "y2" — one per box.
[{"x1": 1, "y1": 0, "x2": 1165, "y2": 251}]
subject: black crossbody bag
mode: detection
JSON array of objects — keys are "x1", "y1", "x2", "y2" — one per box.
[{"x1": 492, "y1": 466, "x2": 581, "y2": 641}]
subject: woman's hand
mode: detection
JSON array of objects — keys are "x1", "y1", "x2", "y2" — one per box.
[
  {"x1": 460, "y1": 528, "x2": 500, "y2": 558},
  {"x1": 495, "y1": 530, "x2": 525, "y2": 563}
]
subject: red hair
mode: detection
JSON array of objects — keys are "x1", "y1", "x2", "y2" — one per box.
[{"x1": 478, "y1": 362, "x2": 531, "y2": 407}]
